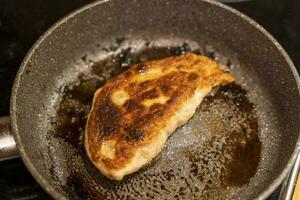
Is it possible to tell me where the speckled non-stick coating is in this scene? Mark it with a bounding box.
[10,0,300,200]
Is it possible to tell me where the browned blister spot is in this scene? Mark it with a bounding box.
[139,80,151,90]
[141,88,159,99]
[149,103,165,117]
[191,60,201,67]
[122,126,144,142]
[124,71,132,78]
[188,73,199,81]
[161,84,172,94]
[123,99,142,112]
[176,64,185,70]
[86,53,235,171]
[96,100,122,137]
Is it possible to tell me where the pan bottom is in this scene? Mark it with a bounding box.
[51,42,261,200]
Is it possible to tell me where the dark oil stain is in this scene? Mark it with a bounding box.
[224,135,261,186]
[53,76,104,149]
[65,172,106,200]
[116,36,126,45]
[81,54,87,62]
[186,83,261,188]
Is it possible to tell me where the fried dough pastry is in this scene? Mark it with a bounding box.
[85,53,235,180]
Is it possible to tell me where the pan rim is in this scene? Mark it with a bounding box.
[10,0,300,199]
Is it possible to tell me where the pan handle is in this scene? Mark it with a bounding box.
[0,116,19,161]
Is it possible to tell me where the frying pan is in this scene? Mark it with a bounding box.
[0,0,299,199]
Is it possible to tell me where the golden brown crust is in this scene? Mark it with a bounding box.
[86,53,234,171]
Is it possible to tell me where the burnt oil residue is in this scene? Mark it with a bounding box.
[184,83,261,199]
[215,84,261,187]
[52,42,261,199]
[53,76,103,149]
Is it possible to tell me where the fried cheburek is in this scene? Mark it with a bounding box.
[85,53,235,180]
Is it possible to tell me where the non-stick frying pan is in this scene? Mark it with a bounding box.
[0,0,299,199]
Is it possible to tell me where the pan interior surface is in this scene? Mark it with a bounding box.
[12,0,300,199]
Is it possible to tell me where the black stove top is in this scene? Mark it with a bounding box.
[0,0,299,199]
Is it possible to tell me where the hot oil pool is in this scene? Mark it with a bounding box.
[52,44,261,200]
